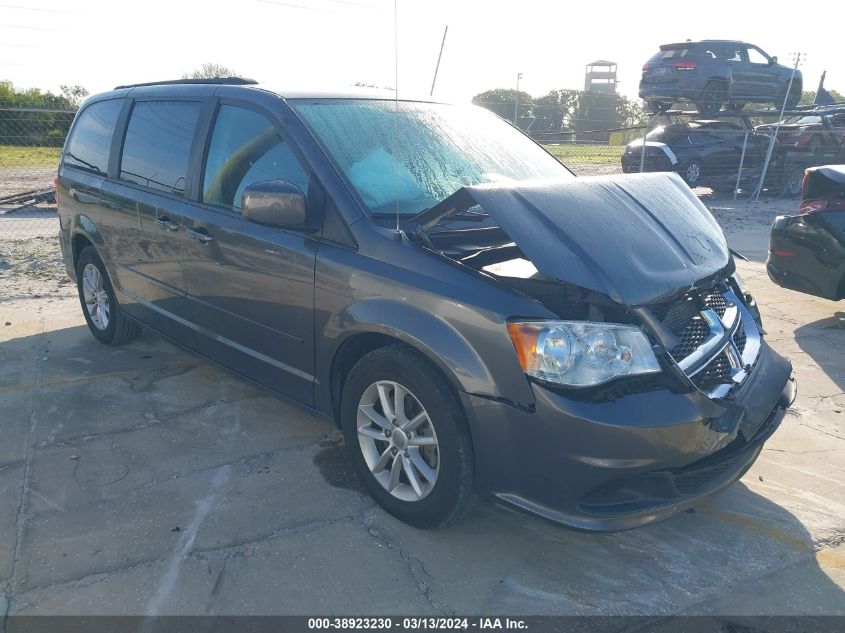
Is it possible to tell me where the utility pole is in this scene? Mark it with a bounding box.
[752,52,805,201]
[429,25,448,97]
[514,72,523,125]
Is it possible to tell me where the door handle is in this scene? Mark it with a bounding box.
[185,226,214,244]
[155,216,180,232]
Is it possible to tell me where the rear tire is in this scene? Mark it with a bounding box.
[75,246,141,345]
[647,100,670,113]
[340,344,476,528]
[682,159,704,187]
[697,82,726,116]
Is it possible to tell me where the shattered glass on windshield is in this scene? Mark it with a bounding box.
[292,100,571,216]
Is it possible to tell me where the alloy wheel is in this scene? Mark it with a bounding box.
[685,161,703,186]
[81,263,110,330]
[356,380,440,501]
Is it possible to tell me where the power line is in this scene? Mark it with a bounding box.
[0,3,82,14]
[326,0,382,8]
[0,23,62,32]
[256,0,331,12]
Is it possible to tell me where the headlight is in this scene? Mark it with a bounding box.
[507,321,661,387]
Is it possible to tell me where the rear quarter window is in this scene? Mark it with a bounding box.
[119,100,201,197]
[63,99,123,174]
[651,46,692,62]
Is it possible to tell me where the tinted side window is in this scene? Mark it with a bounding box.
[202,105,309,212]
[119,101,201,196]
[64,99,123,174]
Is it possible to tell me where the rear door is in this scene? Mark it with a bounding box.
[99,98,203,346]
[181,101,319,405]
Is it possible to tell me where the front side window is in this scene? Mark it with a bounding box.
[119,101,201,196]
[292,100,571,216]
[747,47,769,65]
[202,105,309,212]
[64,99,123,174]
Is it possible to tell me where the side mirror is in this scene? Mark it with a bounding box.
[241,180,315,231]
[769,56,777,65]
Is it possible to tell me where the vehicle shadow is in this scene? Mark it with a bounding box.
[365,466,845,616]
[2,324,842,618]
[794,310,845,392]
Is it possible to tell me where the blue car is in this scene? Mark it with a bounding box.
[640,40,802,115]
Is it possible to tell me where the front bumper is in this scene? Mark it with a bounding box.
[463,340,794,531]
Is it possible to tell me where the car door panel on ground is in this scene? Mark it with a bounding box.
[100,99,203,347]
[182,102,317,405]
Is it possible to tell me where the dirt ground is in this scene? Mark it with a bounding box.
[0,195,843,620]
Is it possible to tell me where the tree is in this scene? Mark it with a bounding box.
[0,80,81,147]
[59,85,89,108]
[183,63,239,79]
[471,89,534,124]
[799,88,844,105]
[533,89,581,132]
[616,95,648,128]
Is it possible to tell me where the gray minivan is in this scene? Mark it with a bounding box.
[57,78,795,530]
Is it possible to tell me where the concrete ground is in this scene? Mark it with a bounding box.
[0,198,843,619]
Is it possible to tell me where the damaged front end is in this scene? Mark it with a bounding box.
[405,173,777,426]
[402,172,794,528]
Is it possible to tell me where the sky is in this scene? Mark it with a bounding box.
[1,0,842,104]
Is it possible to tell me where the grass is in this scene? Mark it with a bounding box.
[0,145,61,168]
[0,142,624,169]
[544,144,624,165]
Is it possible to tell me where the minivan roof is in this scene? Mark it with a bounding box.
[97,79,440,104]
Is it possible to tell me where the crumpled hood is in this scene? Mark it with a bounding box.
[417,172,732,306]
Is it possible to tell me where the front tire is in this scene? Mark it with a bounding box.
[340,344,476,528]
[783,84,801,111]
[75,246,141,345]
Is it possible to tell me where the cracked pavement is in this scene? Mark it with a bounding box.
[0,201,843,618]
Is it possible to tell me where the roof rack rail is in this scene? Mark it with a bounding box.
[114,77,258,89]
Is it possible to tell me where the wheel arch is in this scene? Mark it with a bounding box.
[69,214,106,269]
[323,300,511,425]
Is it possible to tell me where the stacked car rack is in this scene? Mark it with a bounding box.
[638,102,845,198]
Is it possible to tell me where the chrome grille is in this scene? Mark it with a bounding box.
[733,326,747,354]
[662,285,761,399]
[691,352,732,391]
[701,290,728,317]
[670,317,709,359]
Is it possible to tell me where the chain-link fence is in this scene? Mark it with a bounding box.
[0,105,73,242]
[2,100,844,298]
[0,105,73,298]
[531,104,845,197]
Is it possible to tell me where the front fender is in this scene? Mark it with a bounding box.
[318,297,536,416]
